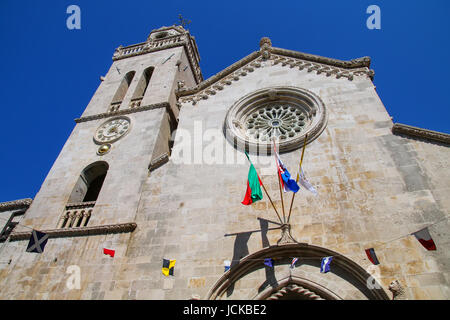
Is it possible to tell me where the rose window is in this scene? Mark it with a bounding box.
[245,104,308,142]
[224,87,327,154]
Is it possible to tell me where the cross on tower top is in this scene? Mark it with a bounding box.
[178,14,191,28]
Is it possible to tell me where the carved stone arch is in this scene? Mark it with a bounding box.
[206,243,390,300]
[255,275,341,300]
[68,161,109,203]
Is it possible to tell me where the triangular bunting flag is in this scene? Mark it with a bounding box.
[224,260,231,272]
[290,257,299,269]
[412,227,436,251]
[26,230,49,253]
[264,258,274,268]
[320,256,333,273]
[162,259,176,276]
[365,248,380,265]
[103,248,115,257]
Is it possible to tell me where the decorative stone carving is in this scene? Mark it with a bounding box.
[224,86,328,154]
[388,280,408,300]
[267,284,325,300]
[75,102,170,123]
[392,123,450,145]
[114,25,203,84]
[177,49,375,107]
[0,198,32,212]
[259,37,272,49]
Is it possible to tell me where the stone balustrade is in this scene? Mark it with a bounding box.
[129,97,143,108]
[57,201,95,229]
[109,101,121,113]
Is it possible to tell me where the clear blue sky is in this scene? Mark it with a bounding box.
[1,0,449,202]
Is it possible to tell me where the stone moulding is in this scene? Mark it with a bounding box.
[148,152,170,172]
[206,243,390,300]
[9,222,137,241]
[74,102,170,123]
[176,43,375,106]
[392,123,450,145]
[0,198,32,212]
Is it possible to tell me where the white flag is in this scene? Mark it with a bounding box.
[299,168,318,196]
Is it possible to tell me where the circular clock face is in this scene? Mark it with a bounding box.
[94,117,130,144]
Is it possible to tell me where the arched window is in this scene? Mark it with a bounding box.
[68,161,109,204]
[130,67,154,108]
[59,162,109,229]
[109,71,135,112]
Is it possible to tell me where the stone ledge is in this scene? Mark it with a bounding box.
[392,123,450,145]
[0,198,32,212]
[74,102,170,123]
[9,222,137,241]
[149,152,170,172]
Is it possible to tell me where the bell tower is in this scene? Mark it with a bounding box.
[21,25,202,232]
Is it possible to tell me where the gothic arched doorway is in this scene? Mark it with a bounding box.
[206,243,389,300]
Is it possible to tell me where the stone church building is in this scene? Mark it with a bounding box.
[1,25,449,300]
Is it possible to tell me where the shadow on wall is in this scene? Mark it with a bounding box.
[225,217,280,297]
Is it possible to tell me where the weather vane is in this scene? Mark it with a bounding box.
[178,14,191,28]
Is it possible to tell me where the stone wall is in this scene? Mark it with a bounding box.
[0,42,448,300]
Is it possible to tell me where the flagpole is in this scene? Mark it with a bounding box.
[273,138,286,223]
[259,177,283,225]
[287,134,308,224]
[244,152,283,225]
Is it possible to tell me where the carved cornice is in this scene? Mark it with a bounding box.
[176,45,374,106]
[392,123,450,145]
[75,102,170,123]
[9,222,137,241]
[112,30,203,84]
[65,201,96,210]
[0,198,32,212]
[270,46,371,69]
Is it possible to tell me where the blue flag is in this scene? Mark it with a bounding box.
[275,151,300,193]
[264,258,274,268]
[26,230,49,253]
[320,256,333,273]
[224,260,231,272]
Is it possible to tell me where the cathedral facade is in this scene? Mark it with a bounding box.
[0,25,449,300]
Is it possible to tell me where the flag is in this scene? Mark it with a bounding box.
[412,227,436,251]
[290,257,299,269]
[224,260,231,272]
[298,168,317,196]
[26,230,48,253]
[365,248,380,265]
[264,258,274,268]
[162,259,176,276]
[320,256,333,273]
[242,152,263,205]
[103,248,115,257]
[274,144,300,193]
